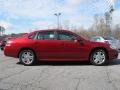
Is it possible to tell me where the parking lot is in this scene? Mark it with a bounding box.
[0,51,120,90]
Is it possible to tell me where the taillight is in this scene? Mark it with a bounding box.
[6,41,13,46]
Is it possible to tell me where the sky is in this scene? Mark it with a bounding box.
[0,0,120,34]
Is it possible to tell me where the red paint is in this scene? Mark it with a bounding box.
[4,29,118,61]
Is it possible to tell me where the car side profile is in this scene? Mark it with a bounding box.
[4,29,118,66]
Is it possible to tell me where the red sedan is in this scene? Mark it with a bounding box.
[4,29,118,66]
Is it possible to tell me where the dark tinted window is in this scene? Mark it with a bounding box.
[58,32,76,40]
[37,31,55,40]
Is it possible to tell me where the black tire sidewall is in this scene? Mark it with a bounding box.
[1,48,3,51]
[90,49,107,66]
[19,50,35,66]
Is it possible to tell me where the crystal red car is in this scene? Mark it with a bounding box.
[4,29,118,66]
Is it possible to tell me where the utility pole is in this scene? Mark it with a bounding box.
[54,13,61,29]
[105,0,115,36]
[94,14,99,31]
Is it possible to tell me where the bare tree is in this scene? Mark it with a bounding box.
[0,26,5,36]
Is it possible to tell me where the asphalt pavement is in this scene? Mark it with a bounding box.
[0,51,120,90]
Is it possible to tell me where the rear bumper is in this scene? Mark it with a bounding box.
[4,46,18,58]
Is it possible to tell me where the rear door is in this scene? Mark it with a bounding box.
[35,31,62,60]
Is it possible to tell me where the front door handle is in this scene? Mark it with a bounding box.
[60,42,64,45]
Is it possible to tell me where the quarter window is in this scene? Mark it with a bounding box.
[28,33,36,39]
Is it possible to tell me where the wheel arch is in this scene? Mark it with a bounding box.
[17,47,37,58]
[89,47,109,61]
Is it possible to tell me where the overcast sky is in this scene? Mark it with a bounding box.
[0,0,120,34]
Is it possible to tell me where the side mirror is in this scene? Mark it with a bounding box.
[74,37,84,42]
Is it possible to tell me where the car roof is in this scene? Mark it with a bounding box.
[29,29,77,35]
[33,29,72,32]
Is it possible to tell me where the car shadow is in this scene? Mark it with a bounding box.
[16,59,120,66]
[109,59,120,66]
[16,61,91,66]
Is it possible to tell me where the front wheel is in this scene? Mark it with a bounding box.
[90,49,108,66]
[19,50,36,66]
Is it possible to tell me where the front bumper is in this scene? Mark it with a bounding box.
[108,49,118,60]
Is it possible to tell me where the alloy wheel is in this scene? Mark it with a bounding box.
[19,50,35,66]
[90,49,107,65]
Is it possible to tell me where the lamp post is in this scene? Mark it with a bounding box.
[54,13,61,29]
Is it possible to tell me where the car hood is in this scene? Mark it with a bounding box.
[87,40,109,48]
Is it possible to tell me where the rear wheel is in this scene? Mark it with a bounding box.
[19,50,36,66]
[0,46,4,51]
[90,49,108,66]
[1,47,4,51]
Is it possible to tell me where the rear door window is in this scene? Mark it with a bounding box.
[37,31,56,40]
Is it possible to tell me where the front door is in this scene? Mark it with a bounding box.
[56,31,88,60]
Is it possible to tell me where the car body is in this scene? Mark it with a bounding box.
[4,29,118,66]
[91,36,120,52]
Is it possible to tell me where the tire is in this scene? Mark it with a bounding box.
[19,50,36,66]
[1,47,3,51]
[90,49,108,66]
